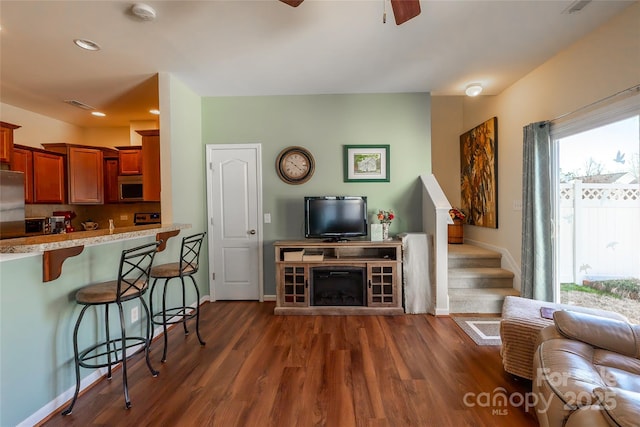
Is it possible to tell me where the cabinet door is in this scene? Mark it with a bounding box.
[280,265,308,306]
[142,133,160,201]
[10,147,33,203]
[118,149,142,175]
[68,147,104,204]
[0,126,13,164]
[367,263,396,307]
[104,159,119,203]
[33,152,65,204]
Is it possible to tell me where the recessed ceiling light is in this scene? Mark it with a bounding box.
[465,83,483,97]
[73,39,101,51]
[91,111,106,117]
[149,109,160,115]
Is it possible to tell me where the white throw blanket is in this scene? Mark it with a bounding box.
[398,232,433,314]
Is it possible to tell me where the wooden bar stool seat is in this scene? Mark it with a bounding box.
[62,241,161,415]
[149,232,207,363]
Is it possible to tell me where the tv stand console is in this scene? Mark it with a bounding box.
[274,240,404,315]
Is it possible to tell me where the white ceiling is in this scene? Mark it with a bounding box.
[0,0,635,127]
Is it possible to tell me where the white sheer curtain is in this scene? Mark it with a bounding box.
[521,122,554,301]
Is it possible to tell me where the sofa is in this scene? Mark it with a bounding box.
[533,310,640,427]
[500,296,628,380]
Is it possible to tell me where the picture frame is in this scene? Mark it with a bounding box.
[460,116,498,228]
[343,145,390,182]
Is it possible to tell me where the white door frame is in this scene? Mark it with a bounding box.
[205,143,264,302]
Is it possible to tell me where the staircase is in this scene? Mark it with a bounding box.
[448,244,518,314]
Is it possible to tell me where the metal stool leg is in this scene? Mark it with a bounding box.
[117,302,131,409]
[61,305,90,416]
[189,276,206,346]
[161,278,170,362]
[180,277,189,335]
[140,297,159,376]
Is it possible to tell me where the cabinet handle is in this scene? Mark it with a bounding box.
[368,280,372,288]
[305,280,308,288]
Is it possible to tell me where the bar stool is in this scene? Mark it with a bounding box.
[149,232,207,362]
[62,241,161,415]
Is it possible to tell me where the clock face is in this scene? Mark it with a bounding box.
[276,147,315,184]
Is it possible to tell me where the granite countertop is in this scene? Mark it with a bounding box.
[0,223,191,254]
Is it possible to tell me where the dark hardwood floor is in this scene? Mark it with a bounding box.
[41,301,538,427]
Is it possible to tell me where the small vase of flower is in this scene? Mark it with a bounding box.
[377,210,395,240]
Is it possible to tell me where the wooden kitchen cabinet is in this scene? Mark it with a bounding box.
[42,143,104,204]
[10,145,34,203]
[11,144,66,204]
[137,129,161,202]
[104,158,120,203]
[33,151,66,204]
[117,146,142,175]
[1,121,21,164]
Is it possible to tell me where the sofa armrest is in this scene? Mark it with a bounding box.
[553,310,640,358]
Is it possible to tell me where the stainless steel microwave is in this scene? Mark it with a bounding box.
[118,175,144,202]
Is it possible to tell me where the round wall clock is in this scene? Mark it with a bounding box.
[275,146,315,185]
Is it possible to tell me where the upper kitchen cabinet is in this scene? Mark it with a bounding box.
[104,156,120,204]
[41,143,116,204]
[117,146,142,175]
[137,129,160,202]
[11,144,66,204]
[1,122,21,164]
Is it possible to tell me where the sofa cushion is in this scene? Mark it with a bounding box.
[553,310,640,359]
[593,350,640,392]
[593,387,640,427]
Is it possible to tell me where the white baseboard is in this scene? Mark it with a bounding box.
[263,294,276,302]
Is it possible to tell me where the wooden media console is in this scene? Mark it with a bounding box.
[274,240,403,315]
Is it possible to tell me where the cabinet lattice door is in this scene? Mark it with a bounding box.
[368,264,396,306]
[282,265,307,306]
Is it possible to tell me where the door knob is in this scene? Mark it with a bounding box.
[249,229,256,235]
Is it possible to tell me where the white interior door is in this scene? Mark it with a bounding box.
[206,144,263,301]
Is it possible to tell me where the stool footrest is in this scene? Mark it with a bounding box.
[152,307,197,325]
[77,337,148,370]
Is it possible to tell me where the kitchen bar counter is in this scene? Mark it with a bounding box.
[0,223,191,282]
[0,223,190,253]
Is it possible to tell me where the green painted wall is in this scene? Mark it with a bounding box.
[202,93,432,295]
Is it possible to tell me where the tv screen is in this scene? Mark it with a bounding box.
[305,196,368,240]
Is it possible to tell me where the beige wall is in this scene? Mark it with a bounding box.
[0,102,146,149]
[432,2,640,270]
[0,103,84,147]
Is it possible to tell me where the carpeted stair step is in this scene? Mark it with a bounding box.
[448,244,502,268]
[449,288,520,314]
[448,267,515,289]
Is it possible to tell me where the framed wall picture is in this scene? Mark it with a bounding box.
[460,117,498,228]
[343,145,390,182]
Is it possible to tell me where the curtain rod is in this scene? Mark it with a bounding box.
[546,83,640,124]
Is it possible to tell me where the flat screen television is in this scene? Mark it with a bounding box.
[304,196,368,241]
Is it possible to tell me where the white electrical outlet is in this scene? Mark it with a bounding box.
[120,214,128,221]
[131,306,139,323]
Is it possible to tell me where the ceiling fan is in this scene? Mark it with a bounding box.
[279,0,421,25]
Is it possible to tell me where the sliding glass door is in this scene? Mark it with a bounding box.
[551,96,639,323]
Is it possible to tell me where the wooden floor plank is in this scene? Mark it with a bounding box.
[40,301,538,427]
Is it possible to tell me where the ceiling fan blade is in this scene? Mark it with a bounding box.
[280,0,304,7]
[390,0,421,25]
